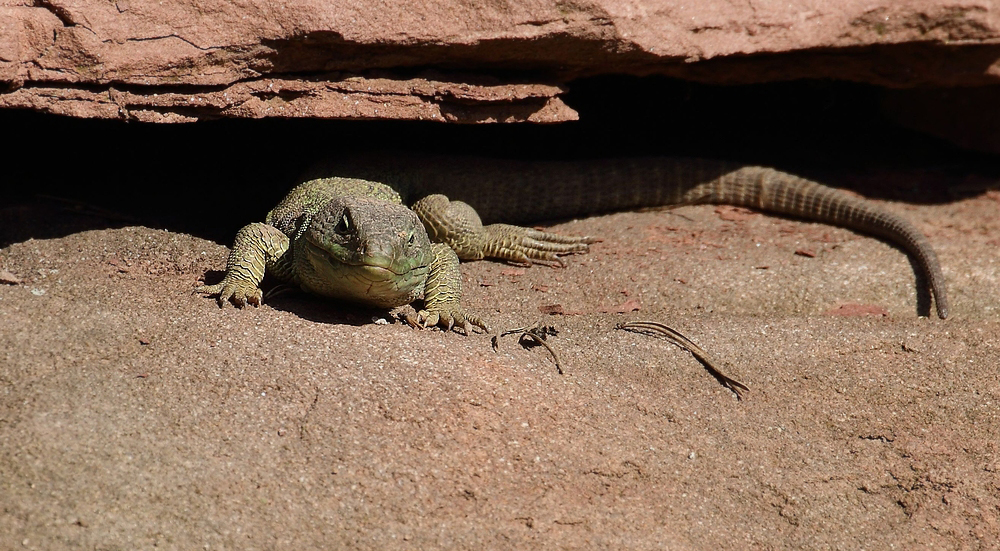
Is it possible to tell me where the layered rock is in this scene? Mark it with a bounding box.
[2,0,999,123]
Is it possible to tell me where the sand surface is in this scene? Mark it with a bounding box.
[2,184,998,549]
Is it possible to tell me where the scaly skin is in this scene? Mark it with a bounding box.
[198,156,949,328]
[196,176,588,332]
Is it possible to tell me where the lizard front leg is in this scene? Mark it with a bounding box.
[411,194,596,265]
[196,222,290,307]
[413,243,490,333]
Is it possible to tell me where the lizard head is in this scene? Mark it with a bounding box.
[297,196,434,309]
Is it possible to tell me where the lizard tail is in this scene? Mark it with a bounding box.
[685,166,948,319]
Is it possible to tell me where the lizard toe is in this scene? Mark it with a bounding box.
[227,286,262,308]
[245,288,263,307]
[461,312,491,334]
[194,282,223,296]
[416,309,440,329]
[483,224,594,266]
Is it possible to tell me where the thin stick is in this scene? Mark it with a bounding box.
[617,320,748,399]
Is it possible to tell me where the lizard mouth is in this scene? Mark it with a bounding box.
[339,260,407,277]
[300,241,429,308]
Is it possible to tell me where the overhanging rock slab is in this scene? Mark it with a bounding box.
[2,0,1000,122]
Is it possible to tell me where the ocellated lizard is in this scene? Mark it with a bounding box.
[197,155,948,329]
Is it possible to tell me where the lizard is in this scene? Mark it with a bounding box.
[196,154,949,329]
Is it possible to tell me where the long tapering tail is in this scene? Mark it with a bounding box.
[685,166,948,319]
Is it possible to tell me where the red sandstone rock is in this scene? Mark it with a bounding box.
[2,0,999,122]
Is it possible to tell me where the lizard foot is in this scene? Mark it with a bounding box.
[195,279,263,308]
[483,224,598,266]
[411,194,597,265]
[409,305,492,334]
[195,222,288,309]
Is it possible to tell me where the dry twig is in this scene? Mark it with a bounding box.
[617,320,748,399]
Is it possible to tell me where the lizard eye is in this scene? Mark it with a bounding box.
[408,233,415,245]
[334,213,351,235]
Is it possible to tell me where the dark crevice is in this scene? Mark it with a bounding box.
[123,34,222,52]
[33,0,97,36]
[19,79,234,95]
[33,0,76,28]
[1,77,997,250]
[249,89,313,102]
[859,434,895,443]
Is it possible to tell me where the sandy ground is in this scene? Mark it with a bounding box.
[2,180,999,549]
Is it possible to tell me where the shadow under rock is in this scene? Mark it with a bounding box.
[4,79,997,250]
